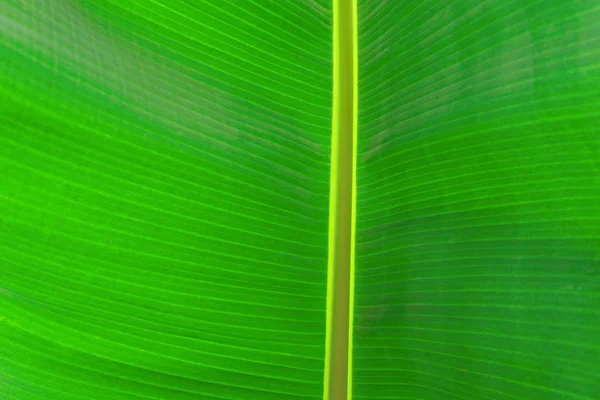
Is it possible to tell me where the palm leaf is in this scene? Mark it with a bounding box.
[1,1,599,400]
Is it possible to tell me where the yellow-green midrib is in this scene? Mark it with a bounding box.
[324,0,358,400]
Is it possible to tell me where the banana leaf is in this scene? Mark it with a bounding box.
[1,1,599,400]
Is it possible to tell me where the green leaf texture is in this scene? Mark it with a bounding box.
[1,1,332,399]
[2,1,600,400]
[354,1,600,399]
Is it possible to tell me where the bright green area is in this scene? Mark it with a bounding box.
[1,1,332,399]
[2,1,600,400]
[354,1,600,399]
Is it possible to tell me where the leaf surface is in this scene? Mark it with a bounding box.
[353,1,600,399]
[1,1,332,399]
[2,1,600,400]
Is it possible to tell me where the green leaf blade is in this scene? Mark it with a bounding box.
[1,1,333,399]
[354,1,600,399]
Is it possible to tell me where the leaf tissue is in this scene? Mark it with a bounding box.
[1,1,599,400]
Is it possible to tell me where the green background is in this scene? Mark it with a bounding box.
[2,1,599,399]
